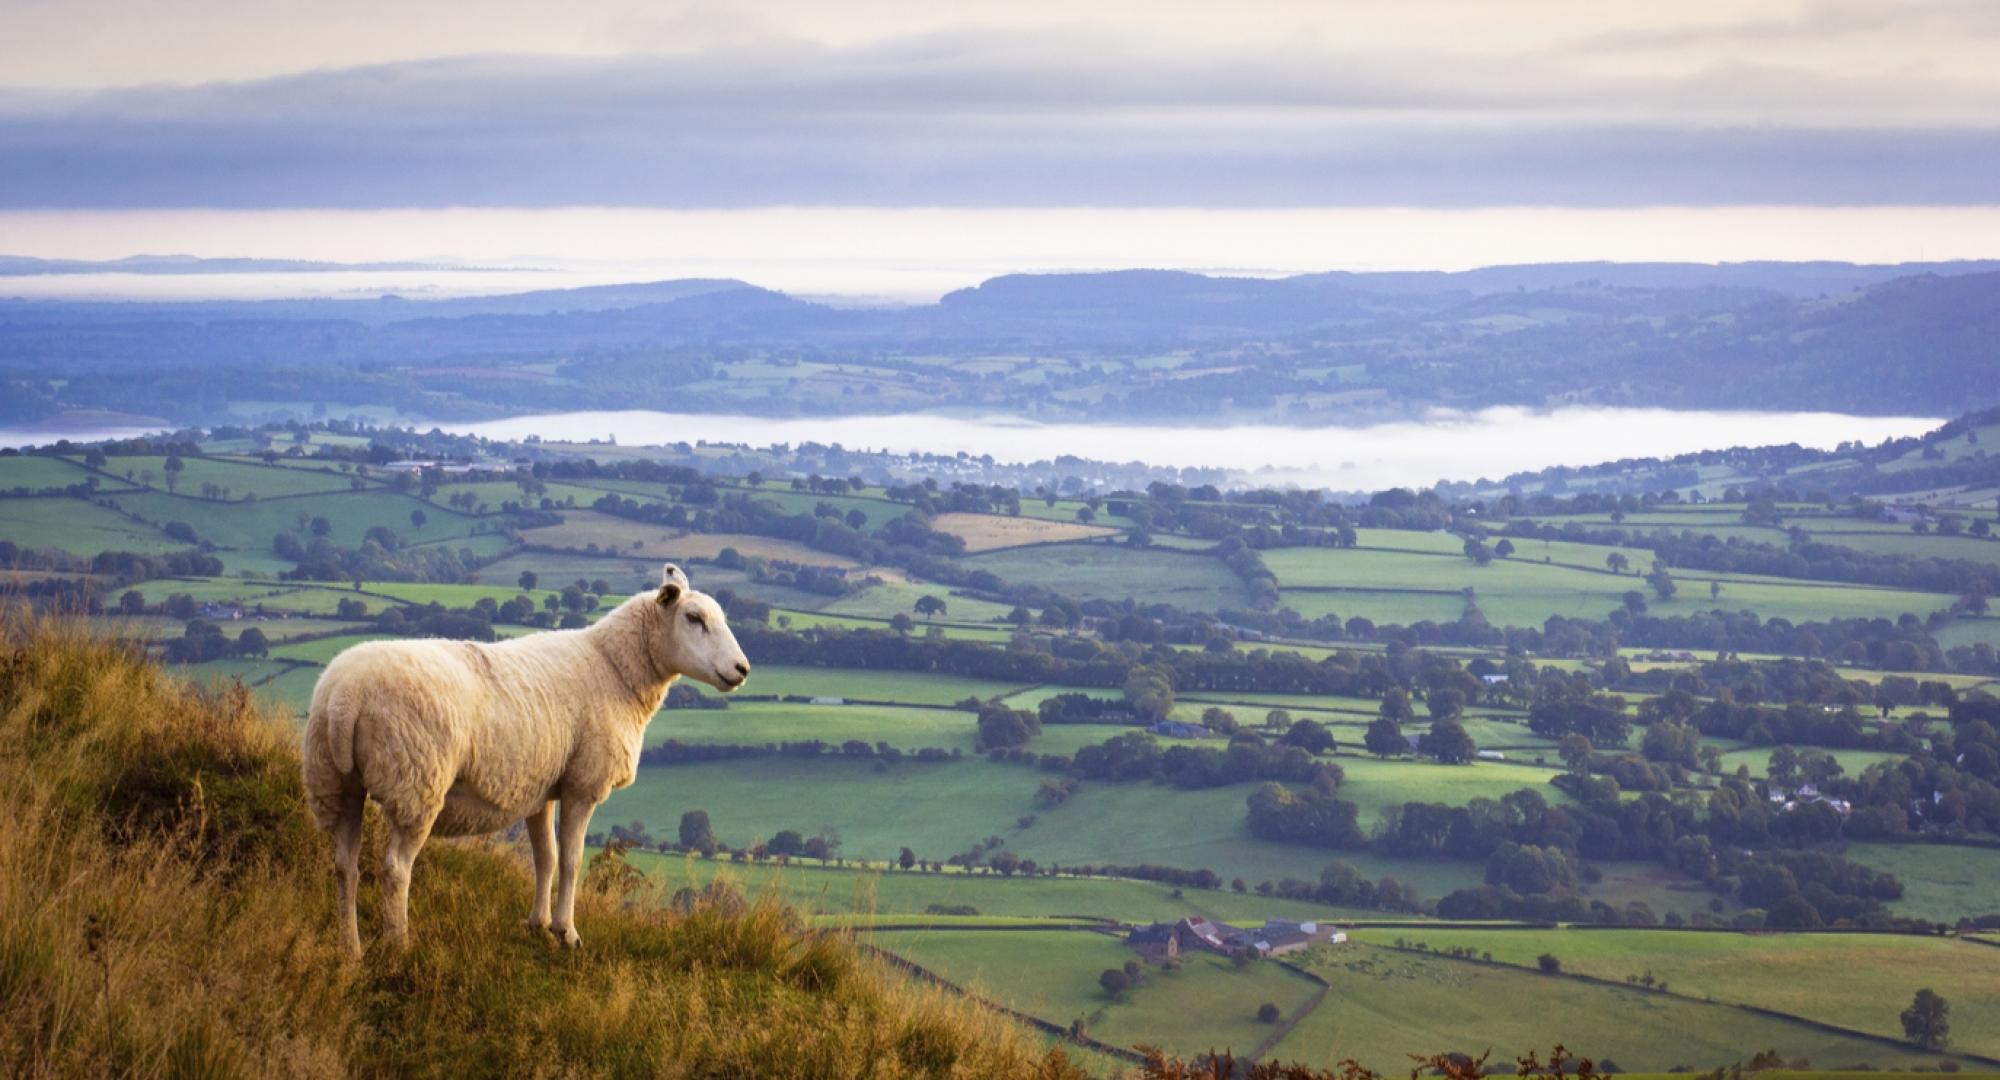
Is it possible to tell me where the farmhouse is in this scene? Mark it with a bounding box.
[1128,916,1346,962]
[1147,720,1212,739]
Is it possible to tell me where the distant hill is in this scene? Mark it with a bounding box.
[1,260,1996,425]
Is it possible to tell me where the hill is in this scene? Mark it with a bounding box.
[5,261,2000,427]
[0,615,1085,1078]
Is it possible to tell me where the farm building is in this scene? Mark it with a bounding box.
[1130,917,1346,961]
[1125,922,1180,963]
[1147,720,1212,739]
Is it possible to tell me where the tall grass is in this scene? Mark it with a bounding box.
[0,613,1089,1078]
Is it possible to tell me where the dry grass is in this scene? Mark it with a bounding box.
[0,611,1087,1079]
[930,513,1117,553]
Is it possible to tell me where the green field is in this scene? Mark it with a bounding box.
[0,455,100,490]
[1266,546,1952,627]
[0,497,184,555]
[621,852,1376,925]
[868,928,1323,1059]
[87,454,366,499]
[1339,927,2000,1059]
[1844,842,2000,923]
[649,700,980,751]
[720,663,1033,705]
[818,581,1021,623]
[102,488,482,550]
[962,544,1250,610]
[1275,943,1958,1072]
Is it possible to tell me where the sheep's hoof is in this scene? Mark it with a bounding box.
[525,918,551,935]
[553,925,582,949]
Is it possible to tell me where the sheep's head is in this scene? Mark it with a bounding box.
[652,564,751,692]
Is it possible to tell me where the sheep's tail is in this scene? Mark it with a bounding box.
[302,671,361,831]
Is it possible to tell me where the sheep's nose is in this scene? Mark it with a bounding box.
[734,661,751,678]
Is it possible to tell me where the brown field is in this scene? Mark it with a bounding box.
[522,512,870,570]
[930,511,1117,552]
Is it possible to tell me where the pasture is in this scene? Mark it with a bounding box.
[86,454,364,499]
[648,700,979,752]
[0,455,99,490]
[868,928,1323,1060]
[0,497,183,555]
[520,511,863,567]
[620,853,1374,925]
[102,488,479,550]
[1346,926,2000,1060]
[962,543,1250,610]
[1264,546,1953,627]
[718,663,1033,705]
[930,512,1117,552]
[1844,842,2000,923]
[1277,943,1955,1072]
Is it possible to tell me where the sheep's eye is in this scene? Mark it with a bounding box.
[685,612,705,628]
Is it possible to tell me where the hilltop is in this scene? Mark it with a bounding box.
[0,616,1086,1078]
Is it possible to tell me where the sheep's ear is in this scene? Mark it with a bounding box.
[662,563,690,589]
[656,582,683,607]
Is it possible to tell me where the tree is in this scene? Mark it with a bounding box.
[1365,716,1406,757]
[162,454,185,493]
[898,846,917,871]
[1493,538,1515,559]
[1378,688,1415,724]
[913,594,948,621]
[518,570,539,591]
[1902,988,1950,1050]
[1537,953,1562,974]
[1098,968,1131,999]
[1606,552,1629,574]
[889,613,915,635]
[678,809,718,855]
[1558,734,1594,776]
[1646,567,1677,601]
[1420,721,1477,765]
[767,830,805,857]
[118,589,144,615]
[410,509,428,528]
[1279,718,1336,755]
[235,627,269,658]
[1257,1002,1281,1023]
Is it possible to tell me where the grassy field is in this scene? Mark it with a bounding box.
[1714,747,1911,779]
[103,488,479,550]
[1844,842,2000,922]
[962,543,1250,610]
[1339,927,2000,1060]
[1265,546,1952,627]
[0,455,100,490]
[868,928,1323,1059]
[86,454,365,499]
[930,513,1117,552]
[604,757,1040,861]
[0,497,183,555]
[649,700,980,751]
[1275,943,1956,1073]
[723,663,1033,705]
[476,550,661,592]
[818,581,1017,622]
[520,511,863,567]
[621,852,1379,925]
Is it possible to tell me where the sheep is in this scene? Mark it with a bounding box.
[301,564,750,954]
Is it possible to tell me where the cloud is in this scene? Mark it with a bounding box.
[2,32,1998,209]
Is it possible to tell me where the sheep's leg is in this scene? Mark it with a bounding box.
[525,800,556,932]
[381,811,436,950]
[550,793,597,949]
[332,789,366,957]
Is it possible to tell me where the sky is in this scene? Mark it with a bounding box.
[2,0,1998,295]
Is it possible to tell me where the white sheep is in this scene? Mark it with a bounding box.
[301,564,750,954]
